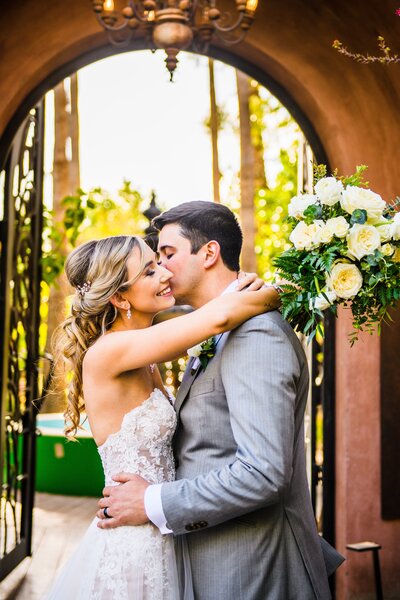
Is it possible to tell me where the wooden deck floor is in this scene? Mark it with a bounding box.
[0,493,99,600]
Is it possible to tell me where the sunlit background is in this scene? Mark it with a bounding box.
[44,50,298,210]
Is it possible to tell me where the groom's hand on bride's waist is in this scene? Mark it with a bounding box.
[96,472,150,528]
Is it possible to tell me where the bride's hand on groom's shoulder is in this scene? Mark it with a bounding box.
[96,472,150,529]
[237,271,265,291]
[237,272,282,311]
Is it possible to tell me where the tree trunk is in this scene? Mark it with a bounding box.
[236,70,257,272]
[209,59,221,203]
[42,74,80,412]
[251,85,268,192]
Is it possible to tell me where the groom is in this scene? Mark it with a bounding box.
[98,201,343,599]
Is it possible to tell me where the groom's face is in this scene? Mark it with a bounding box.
[157,224,204,306]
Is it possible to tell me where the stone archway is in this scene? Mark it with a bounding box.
[1,3,399,598]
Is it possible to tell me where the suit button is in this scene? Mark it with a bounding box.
[185,521,208,531]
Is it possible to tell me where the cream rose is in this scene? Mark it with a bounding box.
[187,343,202,358]
[392,247,400,262]
[326,216,350,238]
[389,212,400,240]
[340,185,386,222]
[314,177,344,206]
[289,221,320,250]
[288,194,319,219]
[309,290,337,311]
[327,263,363,299]
[381,243,395,257]
[346,224,381,260]
[376,222,392,242]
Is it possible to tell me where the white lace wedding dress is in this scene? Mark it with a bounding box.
[46,388,193,599]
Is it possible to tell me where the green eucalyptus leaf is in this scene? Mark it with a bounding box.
[350,209,367,225]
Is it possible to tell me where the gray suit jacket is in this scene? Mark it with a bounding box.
[162,311,343,599]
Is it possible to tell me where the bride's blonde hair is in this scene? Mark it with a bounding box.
[54,235,148,438]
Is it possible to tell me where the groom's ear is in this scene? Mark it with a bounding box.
[203,240,221,269]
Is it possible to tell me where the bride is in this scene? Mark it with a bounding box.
[45,234,280,599]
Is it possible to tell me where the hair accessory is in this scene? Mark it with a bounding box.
[76,281,91,296]
[127,307,132,320]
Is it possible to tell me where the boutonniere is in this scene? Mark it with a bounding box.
[187,337,217,371]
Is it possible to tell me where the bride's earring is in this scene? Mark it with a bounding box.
[126,306,132,320]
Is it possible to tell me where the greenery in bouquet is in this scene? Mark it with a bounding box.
[273,165,400,343]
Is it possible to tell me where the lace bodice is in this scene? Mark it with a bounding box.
[46,388,189,600]
[97,388,177,487]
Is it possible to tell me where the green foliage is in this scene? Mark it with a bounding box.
[333,36,400,65]
[250,88,299,279]
[313,164,327,185]
[335,164,369,188]
[255,149,297,279]
[274,165,400,344]
[203,105,229,133]
[42,181,150,287]
[198,337,217,370]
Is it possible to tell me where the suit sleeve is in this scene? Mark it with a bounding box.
[160,316,304,535]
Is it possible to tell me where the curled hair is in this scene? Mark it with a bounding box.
[53,235,147,438]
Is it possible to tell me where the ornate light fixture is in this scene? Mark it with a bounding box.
[91,1,259,78]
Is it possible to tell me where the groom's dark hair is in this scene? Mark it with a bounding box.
[152,201,243,272]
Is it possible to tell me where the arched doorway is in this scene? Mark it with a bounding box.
[0,44,336,584]
[3,4,400,597]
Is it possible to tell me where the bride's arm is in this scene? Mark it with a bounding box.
[87,286,280,376]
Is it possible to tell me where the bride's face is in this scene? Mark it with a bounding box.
[124,243,175,315]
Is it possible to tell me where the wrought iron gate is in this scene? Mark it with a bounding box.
[0,103,44,581]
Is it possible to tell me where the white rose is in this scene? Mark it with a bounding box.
[326,216,350,238]
[340,185,386,223]
[376,222,392,242]
[309,290,337,311]
[327,262,363,299]
[314,177,344,206]
[289,221,320,250]
[187,343,202,358]
[381,243,395,257]
[346,224,381,260]
[389,212,400,240]
[288,194,319,219]
[289,221,316,250]
[315,223,334,244]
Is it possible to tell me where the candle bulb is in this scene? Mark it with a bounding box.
[103,0,115,11]
[246,0,258,13]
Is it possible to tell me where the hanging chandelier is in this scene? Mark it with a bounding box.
[91,1,259,78]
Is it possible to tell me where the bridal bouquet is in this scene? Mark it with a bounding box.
[273,165,400,343]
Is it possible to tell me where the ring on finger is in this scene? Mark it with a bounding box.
[103,506,112,519]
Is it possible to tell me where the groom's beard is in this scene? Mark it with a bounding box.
[169,273,204,308]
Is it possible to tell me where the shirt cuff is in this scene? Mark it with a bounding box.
[144,484,172,534]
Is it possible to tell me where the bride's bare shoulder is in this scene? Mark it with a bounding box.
[84,333,117,367]
[83,329,142,373]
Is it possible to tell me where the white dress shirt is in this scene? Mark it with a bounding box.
[144,279,239,533]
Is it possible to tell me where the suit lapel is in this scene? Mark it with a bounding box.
[174,357,202,417]
[174,332,230,418]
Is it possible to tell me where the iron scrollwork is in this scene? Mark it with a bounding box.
[0,103,44,581]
